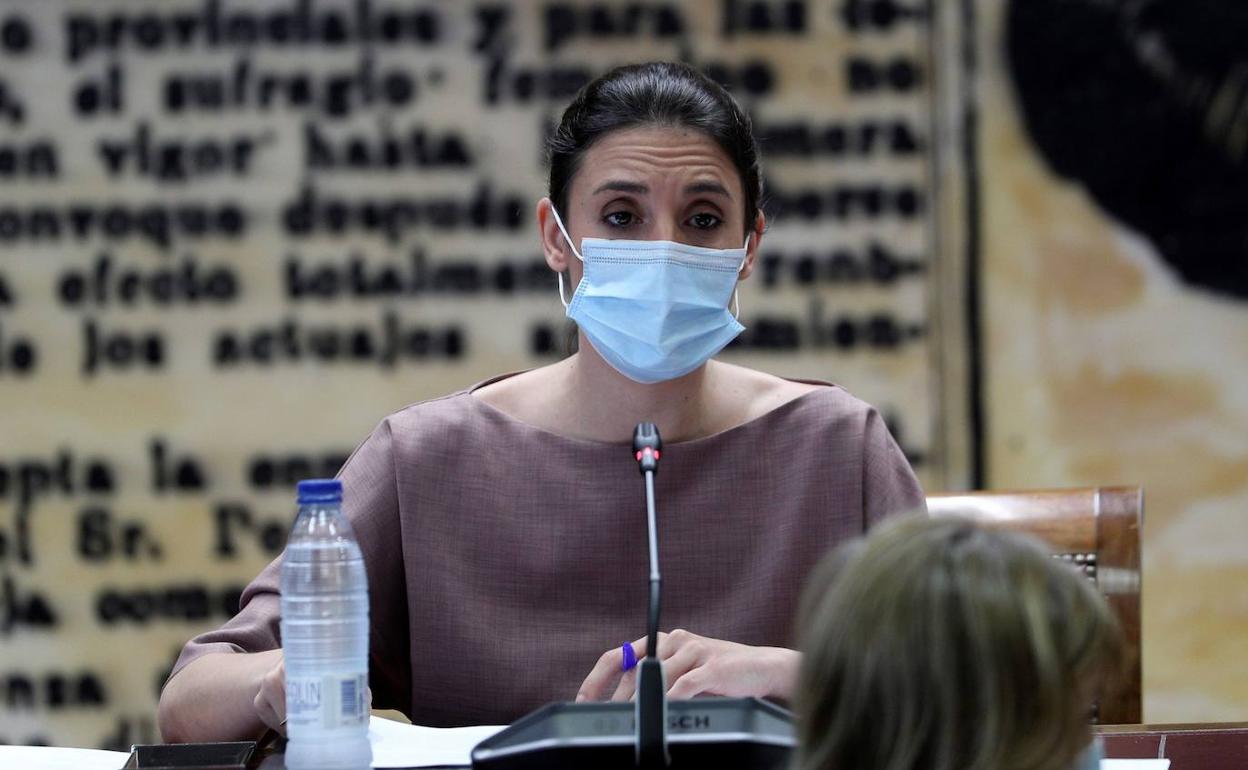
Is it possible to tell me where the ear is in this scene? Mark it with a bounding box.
[737,210,765,281]
[537,198,572,272]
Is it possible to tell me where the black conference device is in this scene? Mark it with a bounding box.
[471,423,796,770]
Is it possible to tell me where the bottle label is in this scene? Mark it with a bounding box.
[286,672,368,731]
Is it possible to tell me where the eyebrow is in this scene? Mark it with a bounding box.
[684,181,731,197]
[592,180,648,195]
[590,180,732,197]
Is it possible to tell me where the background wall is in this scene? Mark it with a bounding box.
[974,0,1248,722]
[0,0,1242,749]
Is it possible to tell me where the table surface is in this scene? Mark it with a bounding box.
[1096,722,1248,769]
[246,722,1248,769]
[10,722,1246,770]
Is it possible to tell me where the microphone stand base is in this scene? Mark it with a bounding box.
[470,697,794,770]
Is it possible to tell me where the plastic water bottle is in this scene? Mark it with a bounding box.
[281,479,372,769]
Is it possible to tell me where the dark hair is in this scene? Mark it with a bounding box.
[547,61,763,235]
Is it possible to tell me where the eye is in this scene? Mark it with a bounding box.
[603,211,637,227]
[687,212,722,230]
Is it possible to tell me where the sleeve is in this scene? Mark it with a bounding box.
[165,419,413,714]
[861,407,927,528]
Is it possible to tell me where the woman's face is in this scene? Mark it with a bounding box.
[539,125,762,287]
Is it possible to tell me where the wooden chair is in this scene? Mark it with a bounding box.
[926,487,1143,724]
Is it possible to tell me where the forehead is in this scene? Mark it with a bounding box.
[572,125,742,200]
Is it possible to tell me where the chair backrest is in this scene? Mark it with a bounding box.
[926,487,1143,724]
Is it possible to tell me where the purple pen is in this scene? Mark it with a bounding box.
[621,642,638,672]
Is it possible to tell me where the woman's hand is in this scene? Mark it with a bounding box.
[253,653,287,735]
[250,653,373,737]
[575,630,800,703]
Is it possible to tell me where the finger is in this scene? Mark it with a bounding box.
[611,634,658,702]
[667,667,712,700]
[576,635,652,702]
[254,688,284,734]
[253,690,273,729]
[659,644,705,696]
[256,661,286,731]
[269,669,287,725]
[576,648,625,702]
[630,634,653,660]
[657,629,694,662]
[632,632,688,662]
[616,631,696,703]
[610,666,639,702]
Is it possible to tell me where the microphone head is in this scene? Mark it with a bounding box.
[633,423,662,453]
[633,423,662,473]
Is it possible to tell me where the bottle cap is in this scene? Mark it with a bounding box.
[296,479,342,504]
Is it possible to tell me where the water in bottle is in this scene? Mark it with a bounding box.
[281,479,372,769]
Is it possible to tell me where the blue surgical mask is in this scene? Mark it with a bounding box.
[1071,738,1104,770]
[551,207,749,384]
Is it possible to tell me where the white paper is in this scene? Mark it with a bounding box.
[369,715,506,768]
[0,745,129,770]
[1102,761,1171,769]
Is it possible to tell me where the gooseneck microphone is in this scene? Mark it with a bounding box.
[632,423,668,769]
[471,424,795,770]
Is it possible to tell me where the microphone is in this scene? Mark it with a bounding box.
[472,424,795,769]
[634,422,661,471]
[632,423,667,769]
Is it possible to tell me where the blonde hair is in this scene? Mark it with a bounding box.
[794,515,1122,770]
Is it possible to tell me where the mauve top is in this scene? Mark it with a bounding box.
[170,375,925,726]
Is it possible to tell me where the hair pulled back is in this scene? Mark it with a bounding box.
[547,61,763,235]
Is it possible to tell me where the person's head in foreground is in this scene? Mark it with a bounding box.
[794,515,1123,770]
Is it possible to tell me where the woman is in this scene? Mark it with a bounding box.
[159,61,924,742]
[794,516,1122,770]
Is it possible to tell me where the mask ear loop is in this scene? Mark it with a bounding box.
[732,232,752,319]
[550,206,584,310]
